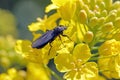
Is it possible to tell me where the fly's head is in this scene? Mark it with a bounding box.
[54,25,67,34]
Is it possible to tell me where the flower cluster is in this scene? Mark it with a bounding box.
[0,36,26,73]
[15,0,120,80]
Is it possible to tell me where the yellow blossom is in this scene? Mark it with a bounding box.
[26,63,50,80]
[55,43,98,80]
[28,13,60,32]
[0,68,26,80]
[15,40,49,64]
[98,39,120,79]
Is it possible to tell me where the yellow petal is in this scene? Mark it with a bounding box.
[15,40,31,54]
[73,43,91,63]
[45,4,58,13]
[51,0,69,7]
[54,53,74,72]
[58,0,76,20]
[28,22,41,32]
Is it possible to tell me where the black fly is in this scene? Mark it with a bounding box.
[32,25,70,54]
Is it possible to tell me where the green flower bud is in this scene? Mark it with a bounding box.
[109,9,117,14]
[114,17,120,28]
[106,12,117,22]
[112,1,120,9]
[98,17,105,25]
[113,33,120,41]
[101,22,113,33]
[75,0,84,9]
[83,0,89,5]
[88,17,98,28]
[117,9,120,17]
[89,0,96,9]
[104,0,112,9]
[84,31,94,43]
[98,1,105,10]
[88,10,95,18]
[83,4,89,13]
[101,10,108,17]
[79,10,87,24]
[95,11,100,17]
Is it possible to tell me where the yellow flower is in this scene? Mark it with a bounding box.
[15,40,49,64]
[0,68,26,80]
[15,39,62,64]
[28,13,60,32]
[55,43,98,80]
[99,39,120,56]
[26,63,50,80]
[98,39,120,79]
[46,0,76,21]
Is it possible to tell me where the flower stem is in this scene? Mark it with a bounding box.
[45,65,63,80]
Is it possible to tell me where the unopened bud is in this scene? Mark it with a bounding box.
[88,10,95,18]
[104,0,112,9]
[98,17,105,25]
[89,0,96,9]
[84,31,94,43]
[79,10,87,24]
[101,10,108,17]
[101,22,113,33]
[88,17,98,28]
[98,1,105,10]
[106,12,116,22]
[114,17,120,28]
[113,33,120,41]
[117,9,120,17]
[112,1,120,9]
[83,5,89,13]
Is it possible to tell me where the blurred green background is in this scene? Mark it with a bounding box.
[0,0,50,73]
[0,0,50,39]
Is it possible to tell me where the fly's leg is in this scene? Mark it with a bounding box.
[58,35,65,47]
[61,34,72,41]
[48,42,52,55]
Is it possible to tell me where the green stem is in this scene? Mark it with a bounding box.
[89,56,99,61]
[45,65,63,80]
[90,54,117,61]
[91,53,99,57]
[91,46,99,50]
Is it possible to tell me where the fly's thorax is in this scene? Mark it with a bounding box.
[53,26,67,35]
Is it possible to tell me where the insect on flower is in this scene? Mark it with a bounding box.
[32,25,71,54]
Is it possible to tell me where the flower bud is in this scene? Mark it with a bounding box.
[83,4,89,13]
[109,9,117,14]
[101,10,107,17]
[114,17,120,28]
[83,0,89,4]
[88,17,98,28]
[104,0,112,9]
[105,12,117,22]
[101,22,113,33]
[95,11,100,17]
[84,31,94,43]
[117,9,120,17]
[98,17,105,25]
[88,10,95,18]
[98,1,105,10]
[113,33,120,41]
[89,0,96,9]
[112,1,120,9]
[79,10,87,24]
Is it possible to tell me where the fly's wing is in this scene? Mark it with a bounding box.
[32,30,54,49]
